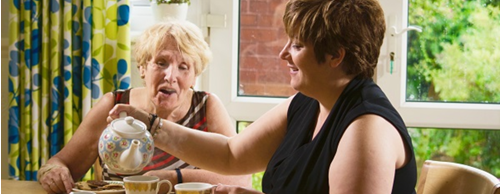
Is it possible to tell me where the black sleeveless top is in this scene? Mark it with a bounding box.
[262,78,417,194]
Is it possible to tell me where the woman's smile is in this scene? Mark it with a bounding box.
[288,64,299,75]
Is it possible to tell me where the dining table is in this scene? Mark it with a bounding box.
[1,179,118,194]
[2,179,46,194]
[2,179,180,194]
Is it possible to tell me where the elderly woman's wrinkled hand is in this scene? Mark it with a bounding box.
[38,163,74,194]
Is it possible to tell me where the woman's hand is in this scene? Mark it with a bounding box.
[38,164,74,194]
[214,184,264,194]
[107,104,151,128]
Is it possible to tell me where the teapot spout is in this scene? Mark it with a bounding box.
[119,139,143,172]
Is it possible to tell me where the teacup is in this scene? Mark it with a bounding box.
[174,182,215,194]
[123,175,172,194]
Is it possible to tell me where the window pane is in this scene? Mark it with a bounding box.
[407,0,500,103]
[410,127,500,177]
[238,0,296,97]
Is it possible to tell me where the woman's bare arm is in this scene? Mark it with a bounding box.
[40,92,115,193]
[328,114,409,193]
[109,96,294,175]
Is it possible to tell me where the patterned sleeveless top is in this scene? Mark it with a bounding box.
[102,89,209,180]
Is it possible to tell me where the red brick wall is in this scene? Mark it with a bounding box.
[239,0,296,97]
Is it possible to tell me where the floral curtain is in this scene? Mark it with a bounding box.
[8,0,131,180]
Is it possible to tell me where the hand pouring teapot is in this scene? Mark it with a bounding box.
[98,112,154,174]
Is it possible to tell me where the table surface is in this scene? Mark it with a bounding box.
[1,179,46,194]
[1,179,181,194]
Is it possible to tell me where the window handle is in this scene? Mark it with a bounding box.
[385,15,423,75]
[391,25,422,37]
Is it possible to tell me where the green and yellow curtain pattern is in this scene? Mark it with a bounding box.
[8,0,131,180]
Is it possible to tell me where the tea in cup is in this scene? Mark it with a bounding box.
[174,182,215,194]
[123,175,172,194]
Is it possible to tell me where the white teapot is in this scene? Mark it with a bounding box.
[98,112,154,174]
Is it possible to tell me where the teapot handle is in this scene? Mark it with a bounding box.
[119,112,127,118]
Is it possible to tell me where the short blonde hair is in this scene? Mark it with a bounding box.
[133,20,212,76]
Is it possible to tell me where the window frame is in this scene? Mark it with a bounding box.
[377,0,500,130]
[206,0,500,129]
[204,0,285,125]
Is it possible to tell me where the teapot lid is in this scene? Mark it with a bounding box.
[111,112,146,136]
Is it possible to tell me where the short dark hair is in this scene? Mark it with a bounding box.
[283,0,386,78]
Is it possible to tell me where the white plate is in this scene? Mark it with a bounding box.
[73,181,125,194]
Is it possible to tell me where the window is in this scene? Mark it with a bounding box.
[377,0,500,129]
[205,0,286,125]
[238,0,294,97]
[376,0,500,176]
[207,0,500,188]
[209,0,500,127]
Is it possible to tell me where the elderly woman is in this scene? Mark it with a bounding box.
[108,0,418,193]
[37,20,251,194]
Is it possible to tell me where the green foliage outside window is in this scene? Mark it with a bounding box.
[407,0,500,177]
[252,171,264,192]
[410,128,500,177]
[407,0,500,102]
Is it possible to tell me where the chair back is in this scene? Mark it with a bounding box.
[417,160,500,194]
[94,158,103,181]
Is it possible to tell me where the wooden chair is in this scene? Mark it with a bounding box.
[94,158,103,181]
[417,160,500,194]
